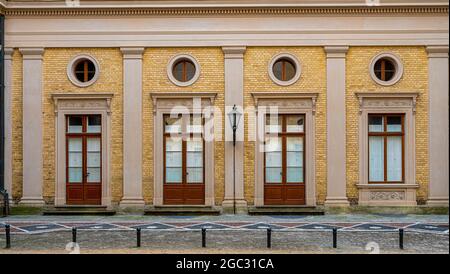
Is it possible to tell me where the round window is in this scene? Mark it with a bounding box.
[369,53,403,86]
[172,59,196,82]
[268,53,301,86]
[74,58,96,83]
[374,58,396,82]
[67,55,100,87]
[273,58,296,82]
[167,54,201,87]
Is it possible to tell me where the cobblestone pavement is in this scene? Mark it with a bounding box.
[0,230,448,254]
[1,214,448,254]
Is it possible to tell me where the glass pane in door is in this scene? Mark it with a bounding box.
[286,115,304,133]
[68,116,83,133]
[68,138,83,183]
[165,138,182,183]
[265,136,282,183]
[86,138,101,183]
[186,137,203,183]
[87,115,101,133]
[286,137,303,183]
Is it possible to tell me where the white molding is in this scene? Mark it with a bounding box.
[66,54,100,88]
[4,14,448,48]
[120,48,145,208]
[150,92,217,107]
[325,48,349,206]
[426,46,449,207]
[3,48,14,202]
[369,52,404,86]
[355,92,419,206]
[251,92,318,206]
[324,46,349,58]
[51,93,114,207]
[267,53,302,86]
[166,54,201,87]
[150,93,217,206]
[222,46,246,59]
[120,47,145,59]
[19,47,44,60]
[19,47,45,206]
[426,45,449,58]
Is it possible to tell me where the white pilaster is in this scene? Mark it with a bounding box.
[222,46,248,213]
[19,48,45,206]
[3,48,14,203]
[426,45,449,207]
[324,46,350,206]
[119,47,145,207]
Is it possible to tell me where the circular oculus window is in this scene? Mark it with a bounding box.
[167,54,200,87]
[67,55,100,87]
[370,53,403,86]
[268,53,301,86]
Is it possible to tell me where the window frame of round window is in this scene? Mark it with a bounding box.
[167,54,201,87]
[268,53,301,86]
[369,52,404,86]
[67,54,100,88]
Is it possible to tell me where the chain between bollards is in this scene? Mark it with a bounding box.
[202,228,206,248]
[72,227,77,243]
[399,228,404,250]
[332,228,337,248]
[5,224,11,249]
[137,228,141,248]
[267,228,272,248]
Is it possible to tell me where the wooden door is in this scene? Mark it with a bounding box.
[66,115,102,205]
[163,114,205,205]
[264,114,305,205]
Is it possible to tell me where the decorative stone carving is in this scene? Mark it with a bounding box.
[52,93,114,115]
[370,191,405,201]
[355,92,419,114]
[251,92,318,114]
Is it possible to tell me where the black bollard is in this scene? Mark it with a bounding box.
[137,228,141,248]
[5,224,11,249]
[267,228,272,248]
[399,228,404,250]
[202,228,206,248]
[72,227,77,243]
[332,228,337,248]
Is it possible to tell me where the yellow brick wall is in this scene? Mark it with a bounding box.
[142,48,225,205]
[42,48,124,204]
[244,47,327,205]
[346,46,429,202]
[11,50,23,202]
[9,46,429,207]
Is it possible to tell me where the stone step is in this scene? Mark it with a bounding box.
[43,206,116,216]
[144,206,221,216]
[248,206,325,215]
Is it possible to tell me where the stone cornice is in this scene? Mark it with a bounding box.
[120,47,145,59]
[426,45,449,58]
[150,92,218,107]
[251,92,319,113]
[3,6,448,17]
[222,46,246,59]
[19,47,45,60]
[324,46,349,58]
[355,92,420,113]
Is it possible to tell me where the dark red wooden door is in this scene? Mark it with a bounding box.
[264,114,305,205]
[163,114,205,205]
[66,115,102,205]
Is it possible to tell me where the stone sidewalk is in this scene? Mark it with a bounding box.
[1,214,448,254]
